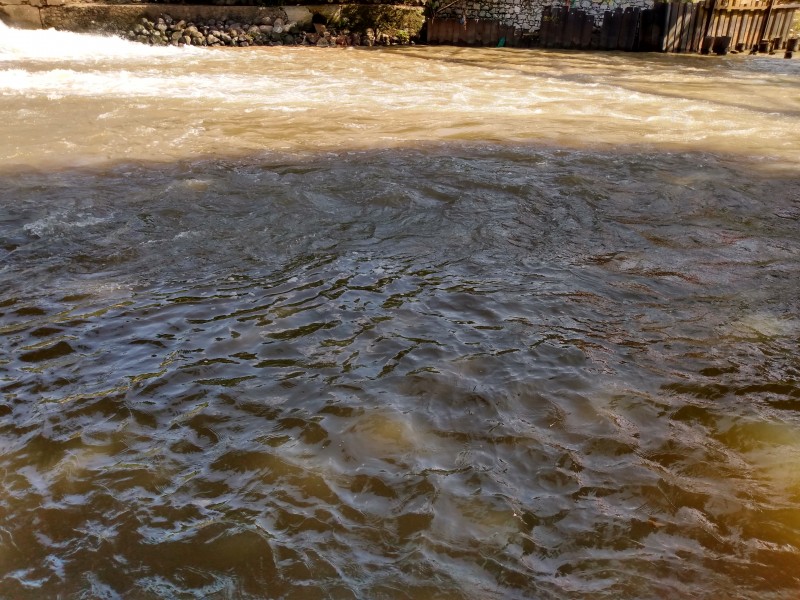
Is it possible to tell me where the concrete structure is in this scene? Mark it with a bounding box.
[0,1,423,33]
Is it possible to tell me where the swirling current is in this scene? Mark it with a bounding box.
[1,22,800,600]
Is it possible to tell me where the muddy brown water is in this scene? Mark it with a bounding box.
[1,23,800,599]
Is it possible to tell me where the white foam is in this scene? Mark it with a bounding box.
[0,20,195,62]
[23,212,112,238]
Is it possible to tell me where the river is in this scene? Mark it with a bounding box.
[1,21,800,599]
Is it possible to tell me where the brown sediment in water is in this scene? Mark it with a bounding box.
[1,30,800,599]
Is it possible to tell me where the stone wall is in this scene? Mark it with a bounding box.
[434,0,654,31]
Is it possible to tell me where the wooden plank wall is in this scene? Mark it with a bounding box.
[426,1,798,53]
[426,18,521,46]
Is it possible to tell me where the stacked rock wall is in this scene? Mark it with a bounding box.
[435,0,654,31]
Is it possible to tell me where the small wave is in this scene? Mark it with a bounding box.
[23,213,111,238]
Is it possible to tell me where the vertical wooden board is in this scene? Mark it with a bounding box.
[737,12,750,48]
[475,20,484,46]
[686,4,701,52]
[490,20,500,46]
[715,10,731,37]
[464,19,475,45]
[667,2,681,52]
[707,10,716,38]
[622,8,637,51]
[674,3,685,51]
[652,3,666,51]
[741,10,752,48]
[552,7,564,47]
[782,10,796,41]
[677,3,690,52]
[475,20,485,45]
[751,11,763,46]
[608,8,624,50]
[720,12,731,39]
[763,12,774,41]
[563,9,575,48]
[775,11,788,44]
[544,8,554,47]
[754,10,765,47]
[498,25,509,46]
[562,9,572,49]
[581,12,594,48]
[435,18,446,44]
[574,10,586,48]
[686,3,699,51]
[728,10,744,50]
[624,8,635,51]
[688,6,701,52]
[776,12,787,43]
[728,11,739,38]
[766,12,776,44]
[786,10,796,40]
[560,8,571,48]
[458,19,467,45]
[452,18,461,45]
[736,12,748,47]
[776,11,787,42]
[726,13,739,47]
[574,10,587,49]
[473,19,483,45]
[506,25,517,46]
[723,11,732,38]
[546,8,558,48]
[539,7,550,47]
[661,1,673,49]
[434,18,444,45]
[659,1,670,51]
[550,7,561,48]
[666,1,679,51]
[434,18,443,44]
[639,8,652,51]
[692,3,705,50]
[722,11,733,38]
[600,10,612,49]
[673,2,684,52]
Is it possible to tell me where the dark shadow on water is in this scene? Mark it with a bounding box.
[1,140,799,600]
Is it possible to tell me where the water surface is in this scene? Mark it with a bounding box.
[1,22,800,599]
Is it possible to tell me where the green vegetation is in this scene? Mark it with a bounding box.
[336,5,424,37]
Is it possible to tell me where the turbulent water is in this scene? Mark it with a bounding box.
[1,20,800,599]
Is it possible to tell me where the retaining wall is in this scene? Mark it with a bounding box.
[0,1,424,33]
[433,0,653,30]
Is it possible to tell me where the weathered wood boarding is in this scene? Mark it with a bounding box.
[426,0,798,53]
